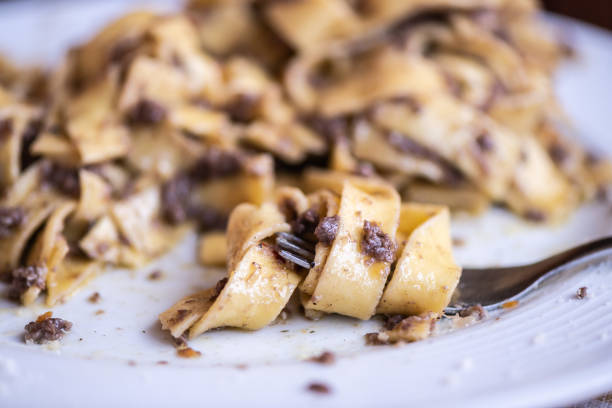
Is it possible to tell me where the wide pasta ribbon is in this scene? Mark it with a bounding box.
[160,179,461,338]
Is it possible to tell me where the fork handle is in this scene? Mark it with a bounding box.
[512,235,612,276]
[449,236,612,312]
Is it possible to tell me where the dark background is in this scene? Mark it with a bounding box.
[0,0,609,30]
[543,0,611,30]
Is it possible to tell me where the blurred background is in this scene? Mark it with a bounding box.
[0,0,609,29]
[542,0,612,30]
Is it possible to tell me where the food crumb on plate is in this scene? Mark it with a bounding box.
[452,237,466,247]
[24,312,72,344]
[148,270,164,281]
[502,300,519,309]
[575,286,588,299]
[177,347,201,358]
[308,351,335,365]
[307,382,331,395]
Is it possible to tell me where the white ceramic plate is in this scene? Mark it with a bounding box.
[1,2,612,407]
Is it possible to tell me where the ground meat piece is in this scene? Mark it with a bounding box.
[0,206,25,238]
[189,205,228,232]
[306,382,331,394]
[364,332,390,345]
[314,215,339,245]
[40,161,81,198]
[475,131,494,152]
[458,304,487,320]
[366,313,436,345]
[291,208,319,238]
[127,99,167,125]
[7,265,47,301]
[161,174,192,224]
[383,314,405,330]
[225,94,260,123]
[549,143,569,164]
[576,286,588,299]
[309,351,335,365]
[209,277,228,302]
[24,316,72,344]
[148,270,163,281]
[360,220,396,263]
[189,148,243,181]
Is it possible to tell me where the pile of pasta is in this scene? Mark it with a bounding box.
[0,1,609,333]
[161,179,460,340]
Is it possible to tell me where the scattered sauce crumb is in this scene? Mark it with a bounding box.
[576,287,588,299]
[88,292,101,303]
[95,309,105,315]
[309,351,335,365]
[177,347,202,358]
[458,304,487,320]
[127,360,137,367]
[502,300,519,309]
[24,312,72,344]
[148,270,163,281]
[452,237,465,247]
[307,382,331,395]
[157,361,169,365]
[173,335,201,358]
[235,364,248,370]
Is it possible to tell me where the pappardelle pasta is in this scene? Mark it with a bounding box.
[160,179,460,340]
[0,0,608,343]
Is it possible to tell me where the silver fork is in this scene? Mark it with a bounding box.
[275,232,316,269]
[275,233,612,314]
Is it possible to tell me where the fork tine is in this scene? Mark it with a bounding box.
[276,236,315,260]
[275,232,316,269]
[277,232,316,252]
[276,248,314,269]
